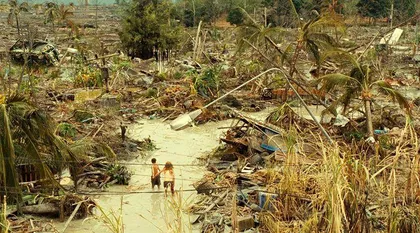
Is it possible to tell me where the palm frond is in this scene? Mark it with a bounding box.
[374,81,412,113]
[281,43,294,65]
[19,2,28,11]
[306,33,337,49]
[306,40,320,66]
[20,125,58,187]
[309,14,345,33]
[2,94,87,193]
[69,139,115,161]
[239,7,262,30]
[236,7,287,56]
[8,0,17,8]
[317,73,360,92]
[320,49,361,72]
[0,104,21,202]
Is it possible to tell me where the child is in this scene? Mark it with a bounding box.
[151,158,161,190]
[158,161,175,196]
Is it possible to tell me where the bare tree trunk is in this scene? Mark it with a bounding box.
[193,21,202,62]
[16,64,26,92]
[264,7,267,27]
[364,99,374,138]
[192,0,196,27]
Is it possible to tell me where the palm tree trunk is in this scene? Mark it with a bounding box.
[0,67,6,93]
[52,22,56,41]
[282,40,302,102]
[15,14,20,36]
[16,63,26,92]
[364,99,374,137]
[0,105,22,212]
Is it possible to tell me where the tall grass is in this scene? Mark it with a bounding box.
[0,196,10,233]
[257,119,419,233]
[95,197,124,233]
[162,190,194,233]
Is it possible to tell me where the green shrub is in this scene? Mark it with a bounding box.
[227,8,244,26]
[56,122,77,138]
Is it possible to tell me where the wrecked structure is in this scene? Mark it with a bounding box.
[9,40,59,66]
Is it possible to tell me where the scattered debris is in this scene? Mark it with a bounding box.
[379,28,403,45]
[9,40,59,66]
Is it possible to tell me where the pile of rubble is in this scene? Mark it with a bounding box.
[190,111,311,232]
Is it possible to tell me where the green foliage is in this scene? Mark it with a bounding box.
[0,94,82,205]
[69,139,116,161]
[192,66,221,98]
[317,50,411,136]
[200,0,222,24]
[145,88,158,98]
[394,0,416,22]
[173,71,183,80]
[111,58,132,72]
[378,135,394,150]
[74,68,102,88]
[155,72,167,82]
[343,131,364,141]
[106,164,131,185]
[357,0,390,19]
[261,0,317,27]
[43,2,59,25]
[227,7,244,25]
[119,0,181,59]
[138,137,157,151]
[7,0,29,34]
[56,122,77,138]
[177,0,254,27]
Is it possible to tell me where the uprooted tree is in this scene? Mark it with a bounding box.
[119,0,181,60]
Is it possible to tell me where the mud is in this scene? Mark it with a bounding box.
[52,108,276,232]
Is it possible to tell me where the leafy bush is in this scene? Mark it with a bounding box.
[56,122,77,138]
[192,66,221,98]
[119,0,181,59]
[227,8,244,26]
[106,164,132,185]
[74,68,102,88]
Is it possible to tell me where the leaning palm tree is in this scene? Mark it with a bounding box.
[7,0,29,36]
[316,50,411,138]
[236,7,343,112]
[0,94,83,207]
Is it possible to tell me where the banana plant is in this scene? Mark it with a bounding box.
[316,50,411,138]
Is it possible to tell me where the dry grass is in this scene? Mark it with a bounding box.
[95,197,124,233]
[256,119,420,233]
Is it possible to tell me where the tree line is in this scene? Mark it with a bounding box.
[119,0,418,59]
